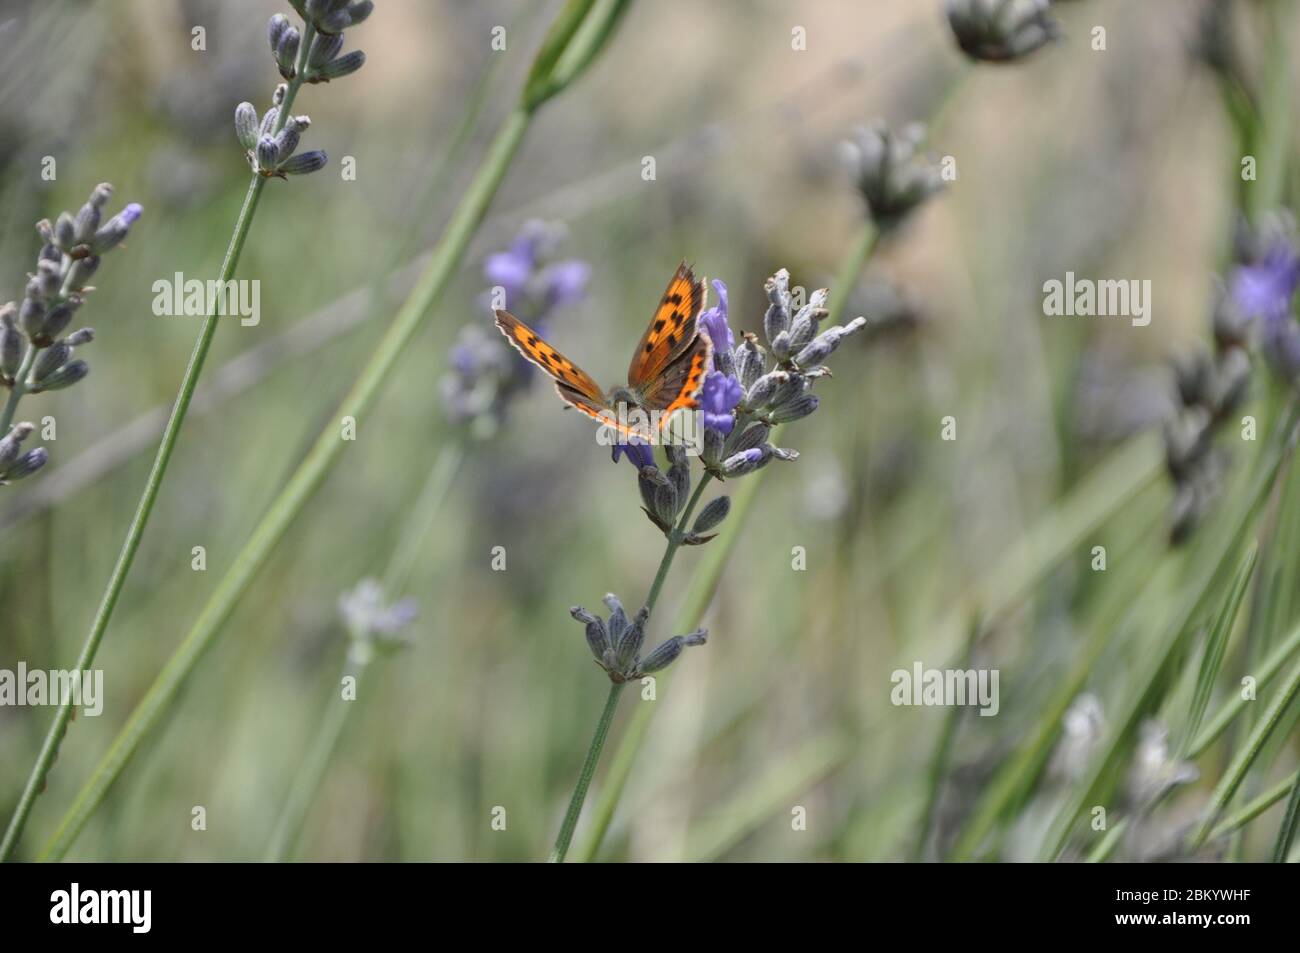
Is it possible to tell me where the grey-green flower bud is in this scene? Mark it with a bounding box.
[65,257,99,291]
[274,127,301,164]
[635,629,708,675]
[0,422,35,470]
[34,301,76,346]
[615,606,649,671]
[721,445,773,477]
[279,150,328,175]
[268,13,290,54]
[346,1,374,27]
[55,212,76,250]
[276,27,301,78]
[652,479,678,528]
[235,102,259,151]
[312,49,366,82]
[744,370,788,409]
[0,447,47,483]
[73,201,101,244]
[33,341,70,382]
[18,298,44,338]
[30,359,87,392]
[692,495,730,534]
[603,593,628,642]
[308,32,343,68]
[946,0,1059,63]
[260,104,280,138]
[65,328,94,347]
[769,393,819,423]
[735,334,766,389]
[728,423,770,454]
[256,136,280,171]
[702,426,725,467]
[571,606,609,662]
[794,317,868,367]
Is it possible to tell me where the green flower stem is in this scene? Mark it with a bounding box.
[644,473,713,616]
[573,449,773,861]
[548,682,625,863]
[0,172,268,863]
[824,223,879,327]
[548,469,714,862]
[263,656,366,863]
[0,345,39,437]
[38,108,531,862]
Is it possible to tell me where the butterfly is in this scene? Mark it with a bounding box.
[494,261,713,441]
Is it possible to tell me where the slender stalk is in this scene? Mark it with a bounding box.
[548,682,625,863]
[548,470,712,862]
[825,223,879,327]
[0,345,38,436]
[263,657,364,862]
[1,173,267,862]
[40,109,532,862]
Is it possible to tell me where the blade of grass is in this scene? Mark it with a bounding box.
[1179,543,1258,757]
[1189,653,1300,848]
[1271,767,1300,861]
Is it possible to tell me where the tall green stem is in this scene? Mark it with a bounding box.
[548,471,713,862]
[548,682,625,863]
[0,173,267,862]
[0,346,38,437]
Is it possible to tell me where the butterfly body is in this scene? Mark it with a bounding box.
[495,262,712,441]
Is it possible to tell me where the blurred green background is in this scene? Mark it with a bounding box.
[1,0,1294,861]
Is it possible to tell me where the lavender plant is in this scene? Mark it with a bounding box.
[945,0,1060,63]
[0,184,141,485]
[1,0,373,861]
[549,268,869,861]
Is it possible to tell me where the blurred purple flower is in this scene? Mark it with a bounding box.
[1229,242,1300,325]
[700,278,733,355]
[484,236,536,305]
[541,260,592,310]
[613,439,655,470]
[701,370,742,435]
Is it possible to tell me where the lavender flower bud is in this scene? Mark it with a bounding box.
[615,606,649,671]
[235,102,260,151]
[603,593,628,643]
[734,334,766,389]
[729,423,770,454]
[260,104,280,138]
[308,32,343,68]
[1,447,47,483]
[692,496,730,534]
[54,212,76,250]
[276,27,301,78]
[0,422,35,470]
[571,606,609,662]
[652,479,678,528]
[722,446,772,477]
[635,630,708,675]
[946,0,1059,63]
[1,321,20,382]
[30,359,87,392]
[279,150,328,175]
[92,204,142,253]
[268,13,290,54]
[346,1,374,27]
[35,301,77,346]
[702,426,725,467]
[33,341,71,382]
[65,328,94,347]
[318,9,353,34]
[256,136,280,171]
[38,243,60,264]
[770,329,791,361]
[843,123,943,225]
[744,370,788,409]
[18,299,45,338]
[273,127,301,164]
[312,49,366,82]
[73,200,101,244]
[795,317,867,367]
[65,257,99,291]
[769,393,819,423]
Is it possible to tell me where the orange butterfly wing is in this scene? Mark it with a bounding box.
[639,333,712,431]
[494,309,605,403]
[627,262,706,390]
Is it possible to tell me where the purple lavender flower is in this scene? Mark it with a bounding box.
[1229,243,1300,325]
[484,220,590,314]
[701,370,742,435]
[484,236,536,305]
[541,261,592,310]
[700,278,733,355]
[612,439,654,470]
